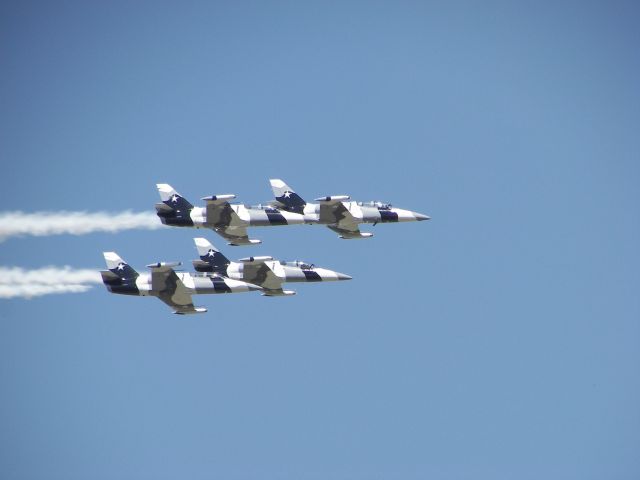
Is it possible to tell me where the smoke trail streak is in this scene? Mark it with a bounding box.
[0,284,94,299]
[0,266,103,299]
[0,211,162,242]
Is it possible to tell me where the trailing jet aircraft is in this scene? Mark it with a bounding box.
[269,179,430,239]
[100,252,261,314]
[155,183,305,246]
[192,237,352,296]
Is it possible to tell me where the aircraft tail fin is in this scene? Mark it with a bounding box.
[101,252,140,295]
[155,184,195,226]
[269,179,306,214]
[103,252,139,278]
[192,237,231,274]
[156,183,194,211]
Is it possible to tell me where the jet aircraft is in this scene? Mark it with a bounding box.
[269,179,430,239]
[100,251,261,314]
[192,237,352,296]
[155,183,304,246]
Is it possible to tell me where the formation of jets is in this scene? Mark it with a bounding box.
[101,251,260,314]
[103,179,429,313]
[155,179,429,244]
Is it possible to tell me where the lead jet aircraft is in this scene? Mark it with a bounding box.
[269,179,430,239]
[192,237,352,296]
[101,252,261,314]
[155,183,305,246]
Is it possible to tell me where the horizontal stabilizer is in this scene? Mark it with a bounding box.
[155,202,174,213]
[100,270,120,281]
[192,260,212,272]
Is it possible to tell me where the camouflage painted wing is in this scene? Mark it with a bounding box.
[202,197,260,245]
[319,200,371,239]
[213,225,257,246]
[241,262,283,290]
[149,265,206,314]
[326,223,366,239]
[261,287,296,296]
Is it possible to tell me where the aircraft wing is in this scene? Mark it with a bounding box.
[326,223,366,239]
[202,197,238,227]
[213,225,259,246]
[201,197,261,245]
[242,262,283,290]
[319,200,372,239]
[158,296,206,314]
[319,199,355,226]
[149,264,206,314]
[261,287,296,296]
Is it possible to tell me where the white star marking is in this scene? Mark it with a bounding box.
[116,263,125,271]
[283,191,292,198]
[170,194,179,203]
[207,249,216,257]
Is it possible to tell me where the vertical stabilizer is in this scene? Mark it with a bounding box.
[269,179,306,214]
[192,237,231,274]
[101,252,140,295]
[156,183,194,210]
[155,183,195,226]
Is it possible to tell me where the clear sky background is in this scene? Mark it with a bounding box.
[1,1,639,479]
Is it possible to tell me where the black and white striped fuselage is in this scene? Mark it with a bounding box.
[224,261,351,284]
[130,272,258,296]
[299,202,427,225]
[182,203,424,229]
[187,205,306,228]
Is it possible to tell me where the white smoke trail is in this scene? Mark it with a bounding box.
[0,266,103,299]
[0,283,94,299]
[0,210,162,242]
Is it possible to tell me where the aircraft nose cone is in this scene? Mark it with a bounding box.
[415,213,431,221]
[336,273,352,281]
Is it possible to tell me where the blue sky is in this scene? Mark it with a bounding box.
[1,1,639,479]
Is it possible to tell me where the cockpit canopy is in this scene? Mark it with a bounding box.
[357,200,392,210]
[279,260,315,270]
